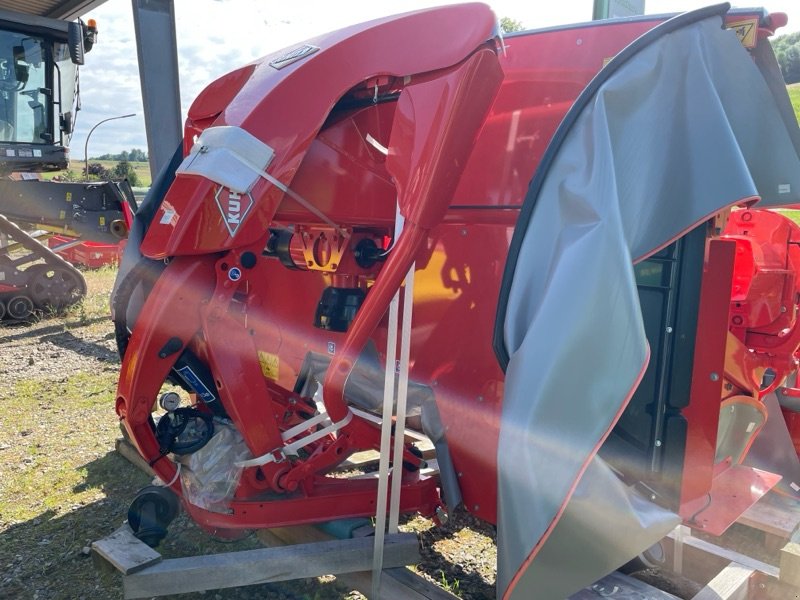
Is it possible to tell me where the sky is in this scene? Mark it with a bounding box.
[69,0,800,160]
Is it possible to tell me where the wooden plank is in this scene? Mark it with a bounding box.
[115,438,155,477]
[779,541,800,587]
[569,571,680,599]
[382,566,460,600]
[739,492,800,541]
[91,524,162,575]
[662,529,779,587]
[691,562,753,600]
[259,526,456,600]
[123,533,419,599]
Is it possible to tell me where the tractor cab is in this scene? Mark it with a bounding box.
[0,8,95,173]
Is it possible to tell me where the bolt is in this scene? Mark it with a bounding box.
[650,494,657,501]
[666,326,673,333]
[477,395,483,402]
[473,504,480,511]
[710,372,719,381]
[457,472,463,477]
[655,440,662,447]
[460,228,467,236]
[781,306,788,313]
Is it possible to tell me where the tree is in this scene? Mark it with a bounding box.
[112,159,140,186]
[500,17,524,34]
[786,46,800,85]
[771,31,800,83]
[93,148,148,162]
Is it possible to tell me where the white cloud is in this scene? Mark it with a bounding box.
[70,0,800,161]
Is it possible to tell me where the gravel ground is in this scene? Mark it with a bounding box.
[0,267,497,599]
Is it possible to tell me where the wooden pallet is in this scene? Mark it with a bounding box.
[662,522,800,599]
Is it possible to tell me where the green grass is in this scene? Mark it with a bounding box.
[789,83,800,125]
[777,208,800,225]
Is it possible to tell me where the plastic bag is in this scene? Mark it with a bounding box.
[179,420,251,512]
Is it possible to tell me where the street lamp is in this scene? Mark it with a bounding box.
[84,113,136,180]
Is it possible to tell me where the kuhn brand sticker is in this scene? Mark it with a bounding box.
[269,44,319,70]
[215,187,254,237]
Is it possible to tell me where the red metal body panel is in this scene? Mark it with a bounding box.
[679,239,736,517]
[117,5,797,538]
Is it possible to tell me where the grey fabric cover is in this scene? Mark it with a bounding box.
[498,13,800,599]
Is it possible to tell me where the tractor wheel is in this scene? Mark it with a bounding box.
[27,264,87,311]
[6,295,33,320]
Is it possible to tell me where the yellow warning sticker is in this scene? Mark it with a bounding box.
[726,17,758,49]
[258,350,279,380]
[99,216,106,226]
[65,192,72,203]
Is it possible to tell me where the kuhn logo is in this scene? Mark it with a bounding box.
[269,44,319,70]
[214,187,254,237]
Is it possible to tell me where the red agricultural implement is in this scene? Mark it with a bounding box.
[112,3,800,597]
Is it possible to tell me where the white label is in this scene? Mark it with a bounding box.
[791,482,800,492]
[33,149,42,157]
[160,208,176,225]
[5,149,14,156]
[779,184,791,194]
[745,421,756,433]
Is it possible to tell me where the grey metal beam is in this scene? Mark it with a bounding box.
[131,0,182,177]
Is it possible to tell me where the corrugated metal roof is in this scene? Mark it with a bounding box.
[0,0,107,20]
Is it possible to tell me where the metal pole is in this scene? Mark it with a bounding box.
[131,0,182,177]
[84,113,136,180]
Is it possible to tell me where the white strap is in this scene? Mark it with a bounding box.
[389,263,415,533]
[255,166,349,239]
[236,409,353,468]
[371,289,401,598]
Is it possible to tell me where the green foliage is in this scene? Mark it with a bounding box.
[499,16,524,33]
[112,159,140,186]
[86,161,111,181]
[772,31,800,84]
[94,147,147,162]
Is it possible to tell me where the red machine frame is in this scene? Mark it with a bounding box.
[114,4,799,547]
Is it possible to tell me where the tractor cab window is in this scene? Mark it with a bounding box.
[0,31,48,145]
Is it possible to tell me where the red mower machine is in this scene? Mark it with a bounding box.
[112,4,800,597]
